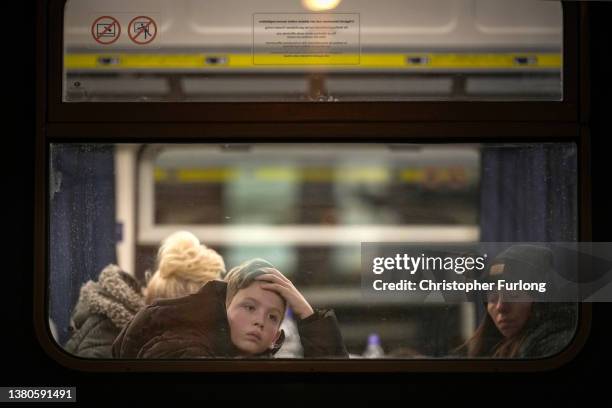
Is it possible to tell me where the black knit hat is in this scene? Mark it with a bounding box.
[484,244,554,284]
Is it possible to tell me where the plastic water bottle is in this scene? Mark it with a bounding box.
[275,308,304,358]
[362,333,385,358]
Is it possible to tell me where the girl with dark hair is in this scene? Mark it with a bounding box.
[457,245,577,358]
[461,300,576,358]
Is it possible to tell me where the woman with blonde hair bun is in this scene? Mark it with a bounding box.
[144,231,226,304]
[65,231,225,358]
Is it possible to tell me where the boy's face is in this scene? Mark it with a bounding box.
[226,281,284,355]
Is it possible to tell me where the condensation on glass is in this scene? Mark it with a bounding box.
[63,0,563,102]
[49,143,578,360]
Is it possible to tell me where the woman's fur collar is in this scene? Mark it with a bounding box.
[79,264,145,329]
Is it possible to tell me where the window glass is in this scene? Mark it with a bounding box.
[49,142,578,359]
[63,0,563,102]
[151,145,479,226]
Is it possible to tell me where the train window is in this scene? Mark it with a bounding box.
[48,142,580,360]
[63,0,563,102]
[40,0,591,372]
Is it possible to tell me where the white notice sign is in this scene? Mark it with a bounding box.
[253,13,360,65]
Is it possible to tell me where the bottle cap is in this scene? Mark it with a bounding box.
[368,333,380,345]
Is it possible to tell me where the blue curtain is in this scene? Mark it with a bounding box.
[476,144,578,322]
[49,144,117,345]
[480,144,577,242]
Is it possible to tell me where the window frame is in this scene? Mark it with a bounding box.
[34,0,592,372]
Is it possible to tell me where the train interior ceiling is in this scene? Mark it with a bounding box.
[63,0,563,102]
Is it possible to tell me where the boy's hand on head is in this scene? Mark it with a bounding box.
[255,268,314,320]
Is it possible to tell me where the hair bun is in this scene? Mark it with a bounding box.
[157,231,225,281]
[158,231,204,279]
[145,231,225,304]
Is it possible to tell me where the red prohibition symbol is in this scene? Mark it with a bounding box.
[91,16,121,45]
[128,16,158,45]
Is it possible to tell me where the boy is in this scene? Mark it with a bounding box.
[112,259,348,358]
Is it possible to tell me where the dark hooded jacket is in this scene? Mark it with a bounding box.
[515,302,578,358]
[112,280,348,359]
[64,264,145,358]
[452,301,578,359]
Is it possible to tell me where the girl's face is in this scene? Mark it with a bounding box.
[487,291,533,338]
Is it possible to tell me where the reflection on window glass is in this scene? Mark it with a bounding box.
[50,142,577,360]
[63,0,563,102]
[152,145,479,225]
